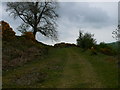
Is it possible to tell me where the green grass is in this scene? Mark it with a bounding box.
[75,48,118,88]
[3,48,67,88]
[2,47,118,88]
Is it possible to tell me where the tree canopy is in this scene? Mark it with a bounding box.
[112,25,120,41]
[6,1,59,41]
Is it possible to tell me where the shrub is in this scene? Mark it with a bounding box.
[54,42,66,48]
[100,48,113,55]
[0,23,2,38]
[22,32,35,42]
[97,42,116,55]
[76,30,96,50]
[90,47,97,55]
[54,42,76,48]
[1,21,15,40]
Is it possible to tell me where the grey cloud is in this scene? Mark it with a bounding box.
[57,2,117,44]
[58,2,112,29]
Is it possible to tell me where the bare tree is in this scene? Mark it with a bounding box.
[6,1,59,40]
[112,25,120,41]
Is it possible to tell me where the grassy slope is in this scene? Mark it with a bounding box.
[2,36,49,71]
[3,46,118,88]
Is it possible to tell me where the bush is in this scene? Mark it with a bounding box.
[0,23,2,38]
[54,42,76,48]
[1,21,15,40]
[76,30,96,50]
[100,48,116,55]
[22,32,35,42]
[90,47,97,55]
[97,42,116,55]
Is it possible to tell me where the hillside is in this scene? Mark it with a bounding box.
[2,40,118,88]
[2,21,118,88]
[2,36,49,71]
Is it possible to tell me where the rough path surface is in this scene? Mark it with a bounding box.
[56,48,103,88]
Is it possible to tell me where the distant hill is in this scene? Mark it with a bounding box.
[106,42,119,51]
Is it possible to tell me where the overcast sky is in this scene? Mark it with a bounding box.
[1,1,118,45]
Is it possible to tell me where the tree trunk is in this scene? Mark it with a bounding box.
[33,2,38,39]
[33,28,37,38]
